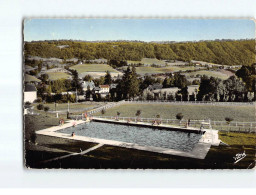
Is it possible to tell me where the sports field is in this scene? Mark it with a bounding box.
[70,64,119,74]
[94,103,255,122]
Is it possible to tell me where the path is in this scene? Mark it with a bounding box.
[41,143,104,164]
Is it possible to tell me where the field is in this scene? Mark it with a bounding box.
[122,65,197,75]
[128,58,166,66]
[94,103,255,122]
[184,70,230,80]
[25,74,41,82]
[46,72,71,80]
[70,64,119,74]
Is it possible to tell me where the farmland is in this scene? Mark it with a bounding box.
[121,65,198,75]
[46,72,71,80]
[70,64,120,74]
[94,103,255,122]
[183,70,231,80]
[128,58,167,66]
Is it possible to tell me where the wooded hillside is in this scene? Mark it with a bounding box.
[24,40,255,66]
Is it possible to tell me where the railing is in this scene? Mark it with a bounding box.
[86,100,126,115]
[125,100,255,106]
[71,115,255,133]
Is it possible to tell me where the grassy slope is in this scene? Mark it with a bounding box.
[184,70,230,80]
[122,65,197,74]
[46,72,71,80]
[94,103,255,122]
[128,58,166,65]
[70,64,119,74]
[25,74,41,82]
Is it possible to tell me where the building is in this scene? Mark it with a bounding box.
[24,84,37,103]
[99,85,110,94]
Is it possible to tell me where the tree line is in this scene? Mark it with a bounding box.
[24,39,255,66]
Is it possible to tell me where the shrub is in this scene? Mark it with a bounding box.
[43,106,50,116]
[25,101,31,106]
[37,104,44,110]
[225,117,233,124]
[176,113,184,120]
[101,109,106,115]
[135,110,141,117]
[34,97,42,103]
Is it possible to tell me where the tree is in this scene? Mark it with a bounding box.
[83,75,93,81]
[176,113,183,125]
[101,109,106,115]
[104,71,112,85]
[225,117,233,124]
[37,104,44,110]
[44,106,50,116]
[135,110,141,121]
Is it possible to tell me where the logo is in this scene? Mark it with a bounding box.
[233,151,246,164]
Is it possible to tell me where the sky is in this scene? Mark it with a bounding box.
[24,19,255,42]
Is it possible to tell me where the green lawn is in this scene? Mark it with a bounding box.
[25,74,41,82]
[70,64,119,74]
[184,70,230,80]
[94,103,255,122]
[46,72,71,80]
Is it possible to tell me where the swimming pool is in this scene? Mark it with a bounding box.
[57,121,202,152]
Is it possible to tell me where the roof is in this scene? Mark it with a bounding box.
[25,84,37,92]
[99,85,110,88]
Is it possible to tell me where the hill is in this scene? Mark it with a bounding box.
[24,40,255,66]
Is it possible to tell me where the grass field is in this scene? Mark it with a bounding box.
[25,74,41,82]
[128,58,167,66]
[94,103,255,122]
[122,65,197,75]
[46,72,71,80]
[184,70,230,80]
[70,64,119,74]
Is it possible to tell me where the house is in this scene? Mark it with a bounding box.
[82,81,95,92]
[99,85,110,94]
[24,83,37,103]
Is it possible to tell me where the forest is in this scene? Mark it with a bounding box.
[24,39,255,66]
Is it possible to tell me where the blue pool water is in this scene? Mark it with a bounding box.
[57,122,202,152]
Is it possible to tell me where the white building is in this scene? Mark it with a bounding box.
[24,84,37,103]
[99,85,110,93]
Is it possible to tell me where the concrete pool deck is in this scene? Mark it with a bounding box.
[36,118,221,160]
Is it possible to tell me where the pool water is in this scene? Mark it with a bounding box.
[57,122,202,152]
